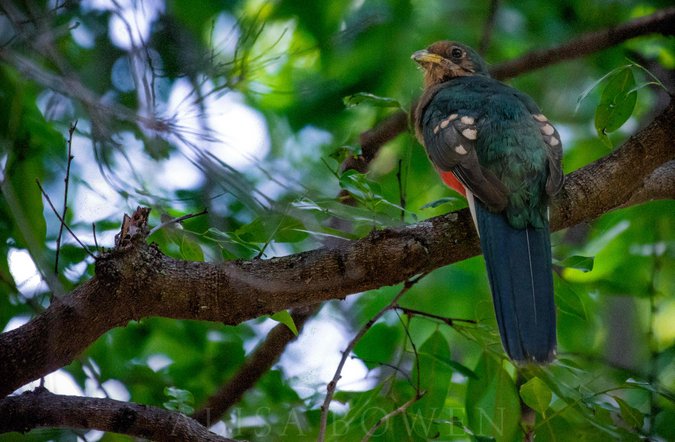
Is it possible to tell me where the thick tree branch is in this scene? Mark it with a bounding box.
[623,160,675,206]
[1,102,673,399]
[0,388,235,441]
[550,102,674,229]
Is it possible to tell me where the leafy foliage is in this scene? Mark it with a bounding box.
[0,0,674,441]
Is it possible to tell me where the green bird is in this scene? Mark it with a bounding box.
[412,41,564,363]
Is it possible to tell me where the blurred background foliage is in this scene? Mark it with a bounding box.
[0,0,674,440]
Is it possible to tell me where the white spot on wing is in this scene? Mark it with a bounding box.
[460,116,474,125]
[462,128,477,140]
[541,124,555,135]
[448,113,458,121]
[549,136,560,146]
[440,119,450,129]
[533,114,548,122]
[454,144,468,155]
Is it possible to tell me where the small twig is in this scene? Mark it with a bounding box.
[479,0,500,55]
[81,357,110,399]
[394,308,421,393]
[350,356,415,388]
[361,393,423,442]
[54,120,77,276]
[317,274,427,442]
[91,222,99,251]
[36,179,95,259]
[395,305,477,326]
[147,209,208,237]
[396,158,406,223]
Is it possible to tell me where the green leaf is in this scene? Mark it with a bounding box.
[613,396,643,430]
[338,169,381,199]
[585,220,631,256]
[419,352,478,380]
[576,64,630,111]
[180,235,204,262]
[654,409,675,440]
[625,378,675,403]
[353,322,401,368]
[343,92,401,109]
[163,386,194,414]
[554,279,587,320]
[420,197,463,210]
[338,169,406,215]
[270,310,298,336]
[519,377,552,415]
[236,213,309,244]
[595,67,637,145]
[410,331,453,439]
[328,145,362,163]
[466,353,520,441]
[330,384,387,441]
[556,255,594,272]
[292,197,393,228]
[4,158,47,251]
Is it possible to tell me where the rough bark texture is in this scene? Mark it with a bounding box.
[551,100,675,229]
[0,102,673,399]
[0,388,234,441]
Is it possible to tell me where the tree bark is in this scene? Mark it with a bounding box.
[0,101,673,399]
[0,388,235,441]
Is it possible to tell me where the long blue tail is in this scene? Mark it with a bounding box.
[474,201,556,363]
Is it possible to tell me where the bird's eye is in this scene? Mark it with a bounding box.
[450,47,463,59]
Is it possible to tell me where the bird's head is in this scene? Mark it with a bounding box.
[412,41,489,87]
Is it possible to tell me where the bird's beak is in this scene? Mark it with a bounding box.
[411,49,444,66]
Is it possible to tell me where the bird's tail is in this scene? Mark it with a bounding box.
[474,200,557,363]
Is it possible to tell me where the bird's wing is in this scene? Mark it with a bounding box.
[533,113,564,196]
[513,91,565,196]
[420,88,509,212]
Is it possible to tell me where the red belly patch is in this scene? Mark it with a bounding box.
[438,169,466,196]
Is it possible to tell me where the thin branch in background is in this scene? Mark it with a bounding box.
[393,308,421,393]
[646,224,665,436]
[54,120,77,276]
[490,7,675,79]
[147,209,209,237]
[361,394,422,442]
[350,356,415,388]
[317,273,427,442]
[92,223,99,251]
[395,305,477,326]
[81,357,111,399]
[36,179,95,260]
[396,158,406,223]
[478,0,500,55]
[191,306,317,426]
